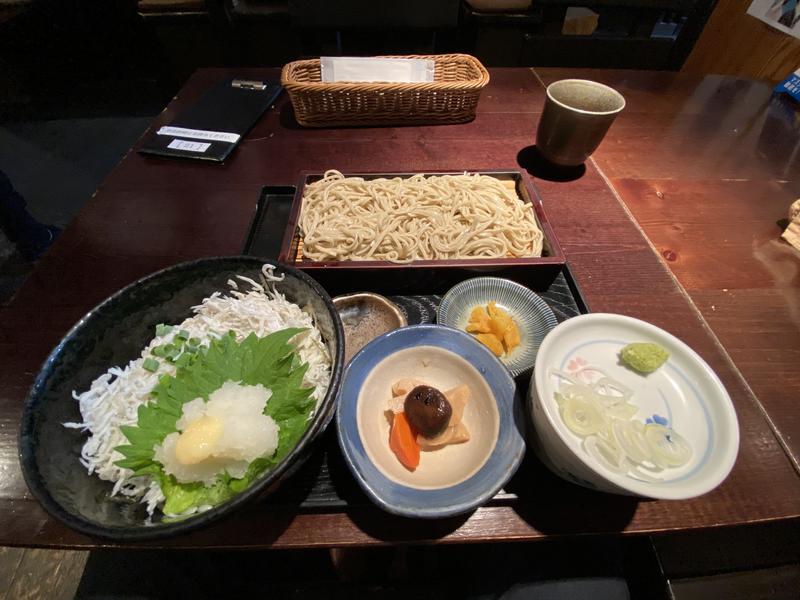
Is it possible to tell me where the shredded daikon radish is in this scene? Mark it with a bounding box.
[550,365,692,481]
[64,265,331,515]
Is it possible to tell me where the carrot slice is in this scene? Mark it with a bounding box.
[389,412,420,471]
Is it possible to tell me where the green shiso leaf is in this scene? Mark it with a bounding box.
[114,327,316,516]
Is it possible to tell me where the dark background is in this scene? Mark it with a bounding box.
[2,2,799,598]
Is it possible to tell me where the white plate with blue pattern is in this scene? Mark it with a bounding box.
[528,313,739,500]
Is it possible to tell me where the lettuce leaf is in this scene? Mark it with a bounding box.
[114,328,316,516]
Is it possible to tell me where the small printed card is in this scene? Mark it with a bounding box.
[748,0,800,39]
[167,139,211,153]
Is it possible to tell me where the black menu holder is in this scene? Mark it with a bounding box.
[138,78,283,163]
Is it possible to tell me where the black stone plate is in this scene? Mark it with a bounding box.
[19,257,345,540]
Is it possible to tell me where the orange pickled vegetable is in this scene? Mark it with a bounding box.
[504,321,521,351]
[476,332,504,356]
[467,301,520,356]
[466,306,492,333]
[389,411,420,471]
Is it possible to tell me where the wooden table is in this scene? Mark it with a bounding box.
[538,68,800,471]
[1,67,798,549]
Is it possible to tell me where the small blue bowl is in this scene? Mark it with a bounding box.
[337,324,525,518]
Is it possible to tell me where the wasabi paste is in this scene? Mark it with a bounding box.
[619,342,669,374]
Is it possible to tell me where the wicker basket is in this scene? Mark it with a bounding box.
[280,54,490,128]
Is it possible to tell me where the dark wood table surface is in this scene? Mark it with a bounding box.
[1,67,799,549]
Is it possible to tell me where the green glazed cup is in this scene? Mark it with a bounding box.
[536,79,626,167]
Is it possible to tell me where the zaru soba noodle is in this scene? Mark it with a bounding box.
[299,170,544,263]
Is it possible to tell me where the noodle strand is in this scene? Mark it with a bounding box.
[299,170,544,263]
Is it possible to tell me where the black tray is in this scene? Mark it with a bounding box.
[244,186,590,510]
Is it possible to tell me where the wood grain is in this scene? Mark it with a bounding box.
[690,288,800,462]
[0,547,25,599]
[536,68,800,181]
[538,67,800,470]
[608,178,800,290]
[4,549,87,600]
[0,67,799,549]
[682,0,800,83]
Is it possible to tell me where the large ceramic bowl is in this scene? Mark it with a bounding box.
[19,257,344,540]
[528,313,739,500]
[337,324,525,518]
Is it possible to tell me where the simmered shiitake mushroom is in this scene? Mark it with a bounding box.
[404,385,452,438]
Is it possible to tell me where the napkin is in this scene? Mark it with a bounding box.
[780,199,800,251]
[320,57,435,83]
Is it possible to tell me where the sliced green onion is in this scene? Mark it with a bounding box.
[174,353,191,368]
[644,424,692,468]
[152,345,166,357]
[155,324,173,337]
[551,365,692,481]
[560,396,605,437]
[612,420,651,465]
[143,357,159,372]
[176,329,190,341]
[188,337,201,347]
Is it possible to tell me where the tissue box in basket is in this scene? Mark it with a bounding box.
[280,54,490,128]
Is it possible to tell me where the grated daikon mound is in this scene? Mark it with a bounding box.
[154,381,279,485]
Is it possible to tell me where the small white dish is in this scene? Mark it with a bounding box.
[529,313,740,500]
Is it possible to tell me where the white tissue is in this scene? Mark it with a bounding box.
[320,57,435,83]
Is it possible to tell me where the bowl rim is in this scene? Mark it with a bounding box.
[332,292,408,328]
[531,312,740,500]
[336,323,526,518]
[18,256,344,541]
[437,276,558,377]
